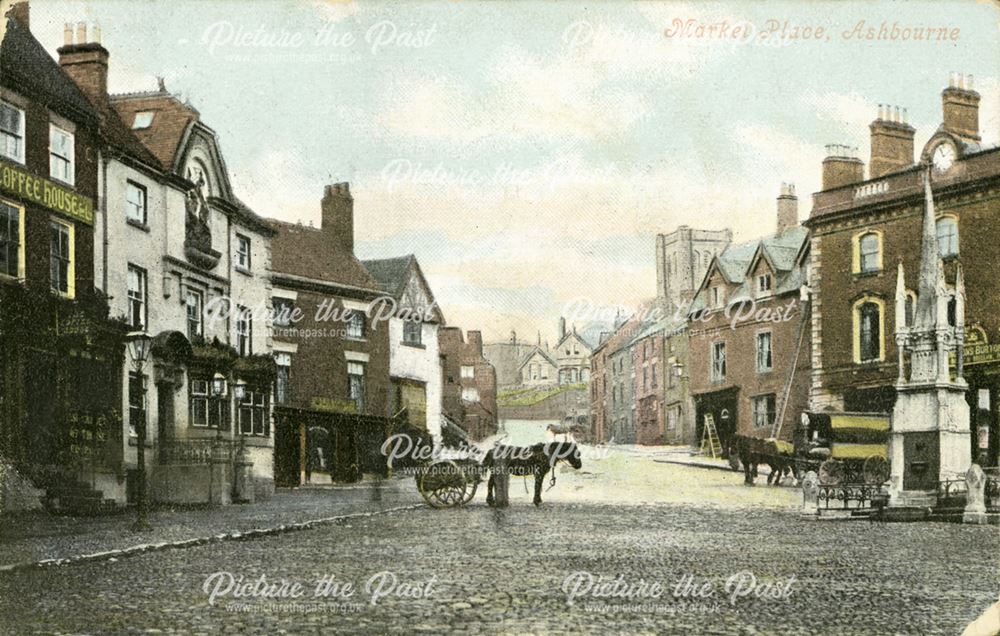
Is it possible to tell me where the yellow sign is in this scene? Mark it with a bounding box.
[0,160,94,226]
[950,325,1000,368]
[310,397,357,414]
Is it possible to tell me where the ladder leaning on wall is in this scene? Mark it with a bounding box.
[700,418,723,459]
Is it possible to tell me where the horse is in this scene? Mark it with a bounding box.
[731,434,798,486]
[483,441,582,506]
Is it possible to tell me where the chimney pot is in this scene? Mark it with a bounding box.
[76,22,87,45]
[64,23,73,45]
[93,23,102,44]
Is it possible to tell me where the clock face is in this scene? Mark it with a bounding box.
[932,143,956,173]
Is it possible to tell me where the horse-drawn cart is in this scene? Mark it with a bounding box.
[799,412,891,485]
[414,458,484,508]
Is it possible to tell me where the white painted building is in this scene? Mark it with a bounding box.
[58,25,277,505]
[363,255,445,444]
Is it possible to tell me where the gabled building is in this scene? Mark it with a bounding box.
[554,317,593,384]
[440,327,497,440]
[267,184,393,485]
[805,77,1000,468]
[362,254,445,444]
[688,186,810,454]
[0,5,128,512]
[54,21,278,505]
[516,345,558,387]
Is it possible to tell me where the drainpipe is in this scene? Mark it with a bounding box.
[101,151,109,293]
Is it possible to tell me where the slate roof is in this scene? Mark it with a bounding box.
[516,345,559,371]
[0,20,98,124]
[361,255,415,299]
[690,227,809,312]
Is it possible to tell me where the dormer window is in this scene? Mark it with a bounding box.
[711,286,725,309]
[132,111,155,130]
[756,274,772,295]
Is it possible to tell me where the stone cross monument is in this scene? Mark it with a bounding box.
[888,166,972,508]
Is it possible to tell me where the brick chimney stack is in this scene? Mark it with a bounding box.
[321,182,354,252]
[57,22,110,108]
[821,144,864,191]
[4,1,29,29]
[942,72,980,141]
[776,182,798,235]
[869,104,915,179]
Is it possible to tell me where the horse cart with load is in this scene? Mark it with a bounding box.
[798,411,891,485]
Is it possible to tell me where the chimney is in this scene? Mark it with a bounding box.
[57,22,110,108]
[776,182,798,234]
[869,104,915,178]
[942,72,980,140]
[558,317,566,341]
[821,144,864,190]
[320,182,354,252]
[4,1,29,29]
[467,330,483,352]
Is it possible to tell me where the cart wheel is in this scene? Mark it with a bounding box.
[818,459,844,485]
[418,460,469,508]
[863,456,890,484]
[460,480,479,505]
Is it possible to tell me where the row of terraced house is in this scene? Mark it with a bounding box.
[0,4,496,513]
[591,74,1000,476]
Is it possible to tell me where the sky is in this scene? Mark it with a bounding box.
[28,0,1000,344]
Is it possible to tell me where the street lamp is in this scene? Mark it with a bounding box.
[125,331,153,532]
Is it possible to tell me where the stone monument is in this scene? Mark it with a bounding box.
[888,166,972,508]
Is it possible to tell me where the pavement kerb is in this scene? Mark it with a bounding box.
[0,503,425,574]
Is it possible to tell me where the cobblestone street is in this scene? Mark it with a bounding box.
[1,450,997,635]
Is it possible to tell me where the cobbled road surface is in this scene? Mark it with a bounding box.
[1,449,997,635]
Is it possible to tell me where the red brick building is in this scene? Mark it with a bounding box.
[267,184,393,484]
[0,4,127,511]
[439,327,496,440]
[688,188,811,452]
[589,317,643,443]
[806,77,1000,467]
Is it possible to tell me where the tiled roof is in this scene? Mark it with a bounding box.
[517,345,558,370]
[0,20,97,123]
[267,218,382,293]
[110,91,198,170]
[361,255,415,299]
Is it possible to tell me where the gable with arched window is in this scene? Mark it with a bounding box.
[852,230,883,274]
[936,215,959,258]
[853,296,885,363]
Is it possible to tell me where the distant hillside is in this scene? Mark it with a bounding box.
[498,384,589,421]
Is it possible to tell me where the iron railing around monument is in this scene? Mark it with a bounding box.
[817,483,886,511]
